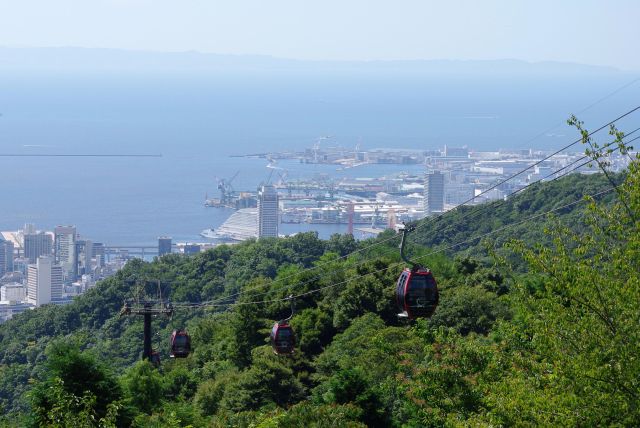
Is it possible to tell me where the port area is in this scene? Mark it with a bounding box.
[207,143,636,241]
[231,144,427,168]
[205,171,427,237]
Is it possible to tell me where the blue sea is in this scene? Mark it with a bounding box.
[1,70,638,245]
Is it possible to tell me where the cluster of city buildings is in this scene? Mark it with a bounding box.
[0,224,135,322]
[0,225,223,323]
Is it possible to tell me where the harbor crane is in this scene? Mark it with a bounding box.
[217,171,239,207]
[371,203,380,229]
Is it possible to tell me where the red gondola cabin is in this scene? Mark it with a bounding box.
[396,267,439,319]
[170,329,191,358]
[270,321,295,355]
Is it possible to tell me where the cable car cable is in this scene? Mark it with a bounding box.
[170,107,640,311]
[281,185,618,305]
[531,133,639,183]
[406,134,639,252]
[230,107,638,304]
[395,146,633,271]
[514,77,640,149]
[391,128,639,276]
[179,131,638,309]
[578,125,638,222]
[170,137,636,311]
[407,106,639,233]
[213,185,618,309]
[170,184,618,311]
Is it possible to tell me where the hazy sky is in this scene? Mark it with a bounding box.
[1,0,639,70]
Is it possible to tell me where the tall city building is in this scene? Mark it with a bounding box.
[75,239,93,276]
[258,185,279,238]
[54,226,77,282]
[0,238,14,276]
[424,170,445,214]
[24,232,53,263]
[92,243,105,267]
[158,237,172,256]
[27,256,63,306]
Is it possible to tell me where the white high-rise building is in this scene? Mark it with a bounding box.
[0,239,14,276]
[27,256,63,306]
[258,185,279,238]
[54,226,77,282]
[424,171,445,214]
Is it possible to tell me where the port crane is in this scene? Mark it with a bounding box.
[217,171,239,207]
[371,203,380,229]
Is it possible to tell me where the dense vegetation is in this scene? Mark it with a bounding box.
[0,131,638,426]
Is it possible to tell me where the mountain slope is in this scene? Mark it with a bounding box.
[0,170,636,426]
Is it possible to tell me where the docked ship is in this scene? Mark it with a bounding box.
[197,209,258,243]
[215,209,258,242]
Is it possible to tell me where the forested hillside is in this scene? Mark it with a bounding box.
[0,147,638,426]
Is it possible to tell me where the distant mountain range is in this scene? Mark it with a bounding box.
[0,46,624,75]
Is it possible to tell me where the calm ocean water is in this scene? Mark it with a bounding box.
[1,71,638,245]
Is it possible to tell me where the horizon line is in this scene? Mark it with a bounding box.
[0,153,162,158]
[0,45,632,72]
